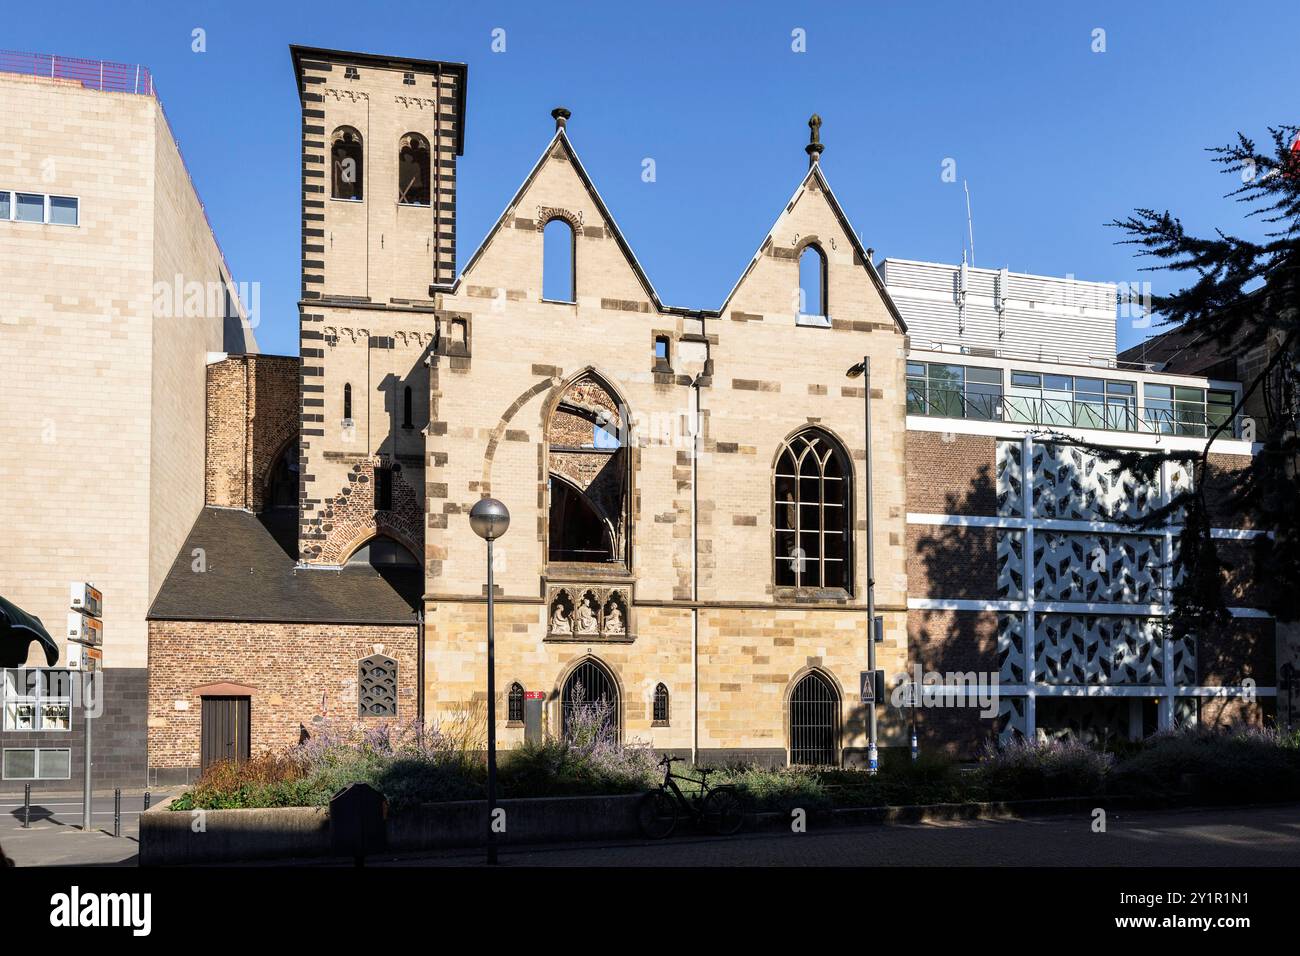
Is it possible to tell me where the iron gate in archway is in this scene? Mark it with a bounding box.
[790,671,839,766]
[561,659,619,740]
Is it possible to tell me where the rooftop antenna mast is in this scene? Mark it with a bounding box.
[963,179,975,267]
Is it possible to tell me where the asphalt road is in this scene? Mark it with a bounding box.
[4,797,1299,868]
[367,802,1300,867]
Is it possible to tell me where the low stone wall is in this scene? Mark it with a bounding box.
[140,793,643,866]
[139,798,330,866]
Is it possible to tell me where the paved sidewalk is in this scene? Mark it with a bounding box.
[0,789,174,867]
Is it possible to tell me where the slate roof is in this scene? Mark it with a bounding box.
[148,509,421,625]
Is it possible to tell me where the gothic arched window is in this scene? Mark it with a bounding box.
[508,682,524,723]
[331,127,364,201]
[774,428,852,590]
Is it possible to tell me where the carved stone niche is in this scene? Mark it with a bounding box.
[546,584,633,642]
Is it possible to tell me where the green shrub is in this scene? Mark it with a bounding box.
[975,737,1114,800]
[1108,726,1300,802]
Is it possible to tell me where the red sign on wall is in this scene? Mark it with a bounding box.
[524,691,546,700]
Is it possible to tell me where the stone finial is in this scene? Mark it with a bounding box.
[806,113,824,167]
[551,107,571,131]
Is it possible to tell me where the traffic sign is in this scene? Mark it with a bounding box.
[860,669,884,703]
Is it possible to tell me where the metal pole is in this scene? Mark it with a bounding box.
[486,537,498,865]
[863,355,878,773]
[23,784,30,828]
[81,672,93,830]
[113,788,121,838]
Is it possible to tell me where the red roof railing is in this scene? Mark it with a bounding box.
[0,50,155,95]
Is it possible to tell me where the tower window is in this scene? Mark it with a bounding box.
[403,385,413,428]
[331,127,364,201]
[344,65,360,80]
[398,133,431,206]
[542,217,576,303]
[343,382,353,421]
[402,71,416,86]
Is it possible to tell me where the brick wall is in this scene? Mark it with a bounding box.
[205,355,300,511]
[147,621,417,774]
[906,525,1001,599]
[1197,617,1275,686]
[905,432,997,515]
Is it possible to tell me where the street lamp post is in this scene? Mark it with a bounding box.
[469,497,510,865]
[846,357,878,773]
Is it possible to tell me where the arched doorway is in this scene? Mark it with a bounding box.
[789,671,840,766]
[561,658,619,741]
[265,441,299,510]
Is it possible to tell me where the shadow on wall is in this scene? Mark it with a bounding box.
[907,461,1004,758]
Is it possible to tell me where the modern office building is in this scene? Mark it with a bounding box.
[0,52,254,788]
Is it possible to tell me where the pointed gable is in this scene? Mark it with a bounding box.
[448,130,667,310]
[721,163,907,332]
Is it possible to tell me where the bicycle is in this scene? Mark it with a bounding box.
[637,755,745,838]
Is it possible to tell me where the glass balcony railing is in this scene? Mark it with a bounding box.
[906,386,1242,439]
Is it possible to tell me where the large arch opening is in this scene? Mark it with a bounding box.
[546,372,629,567]
[789,670,840,766]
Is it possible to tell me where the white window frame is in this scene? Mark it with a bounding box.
[2,748,73,780]
[0,190,81,226]
[3,668,73,732]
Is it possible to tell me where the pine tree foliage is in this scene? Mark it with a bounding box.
[1093,127,1300,639]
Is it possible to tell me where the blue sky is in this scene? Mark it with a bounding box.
[12,1,1299,356]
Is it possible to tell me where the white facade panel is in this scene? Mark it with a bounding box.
[881,258,1119,365]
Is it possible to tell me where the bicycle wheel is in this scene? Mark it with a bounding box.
[702,786,745,836]
[637,790,678,839]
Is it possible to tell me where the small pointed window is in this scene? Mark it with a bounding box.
[542,218,576,303]
[343,382,353,421]
[652,683,670,724]
[508,683,525,723]
[398,133,431,206]
[331,127,364,201]
[403,385,413,428]
[798,244,827,324]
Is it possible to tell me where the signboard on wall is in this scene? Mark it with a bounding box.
[66,611,103,646]
[66,641,102,672]
[69,582,103,619]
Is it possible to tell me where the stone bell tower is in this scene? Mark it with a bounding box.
[289,46,468,565]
